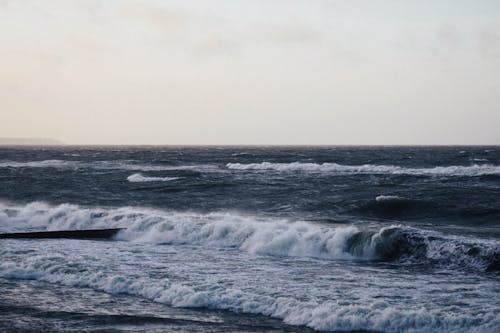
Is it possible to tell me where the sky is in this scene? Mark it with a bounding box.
[1,0,499,145]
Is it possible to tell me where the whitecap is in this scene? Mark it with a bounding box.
[127,173,180,183]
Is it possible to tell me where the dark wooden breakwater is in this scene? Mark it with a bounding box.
[0,228,125,239]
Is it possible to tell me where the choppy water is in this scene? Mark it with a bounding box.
[0,146,499,332]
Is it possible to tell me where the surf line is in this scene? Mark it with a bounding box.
[0,228,125,239]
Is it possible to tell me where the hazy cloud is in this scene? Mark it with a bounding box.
[478,28,500,60]
[1,0,499,144]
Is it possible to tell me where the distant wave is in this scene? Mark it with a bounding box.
[1,202,497,272]
[0,160,215,172]
[353,195,500,222]
[6,160,499,177]
[0,160,79,168]
[95,161,213,172]
[226,162,500,176]
[127,173,180,183]
[353,195,433,219]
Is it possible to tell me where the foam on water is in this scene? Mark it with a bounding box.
[0,242,498,332]
[0,256,500,332]
[226,162,500,176]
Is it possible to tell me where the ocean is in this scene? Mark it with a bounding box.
[0,146,499,333]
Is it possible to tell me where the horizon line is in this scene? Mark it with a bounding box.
[1,143,499,147]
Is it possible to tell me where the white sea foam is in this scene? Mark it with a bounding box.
[0,253,497,333]
[226,162,500,176]
[127,173,180,183]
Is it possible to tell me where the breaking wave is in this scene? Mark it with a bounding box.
[1,202,498,272]
[127,173,180,183]
[226,162,500,176]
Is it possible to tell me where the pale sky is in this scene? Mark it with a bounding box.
[1,0,499,145]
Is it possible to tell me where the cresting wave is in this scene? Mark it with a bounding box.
[226,162,500,176]
[1,202,498,272]
[127,173,180,183]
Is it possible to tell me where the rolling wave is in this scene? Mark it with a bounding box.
[226,162,500,176]
[1,202,497,272]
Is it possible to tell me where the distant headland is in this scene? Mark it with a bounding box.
[0,137,65,146]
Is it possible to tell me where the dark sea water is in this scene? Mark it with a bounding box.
[0,146,499,333]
